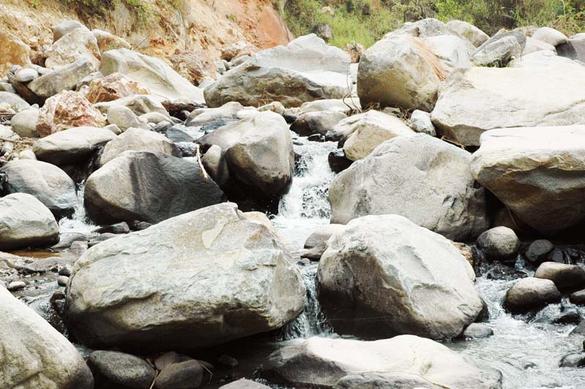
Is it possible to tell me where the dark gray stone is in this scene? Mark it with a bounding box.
[88,350,155,389]
[526,240,554,264]
[154,360,203,389]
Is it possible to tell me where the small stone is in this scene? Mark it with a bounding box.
[154,360,203,389]
[57,276,69,287]
[476,226,520,262]
[535,262,585,293]
[462,323,494,339]
[526,239,554,263]
[59,265,72,277]
[154,352,192,371]
[96,222,130,234]
[328,149,352,173]
[552,309,581,325]
[505,277,561,313]
[7,281,26,291]
[570,289,585,305]
[15,68,39,83]
[409,110,436,136]
[88,350,155,389]
[560,352,585,368]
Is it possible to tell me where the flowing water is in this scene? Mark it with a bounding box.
[271,134,585,389]
[28,132,585,388]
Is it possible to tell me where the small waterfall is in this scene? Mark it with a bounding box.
[58,182,96,235]
[272,134,338,339]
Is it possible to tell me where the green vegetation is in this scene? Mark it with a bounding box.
[283,0,584,48]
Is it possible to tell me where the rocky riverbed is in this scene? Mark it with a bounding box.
[1,16,585,389]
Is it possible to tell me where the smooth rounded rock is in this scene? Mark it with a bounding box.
[535,262,585,293]
[476,226,520,262]
[88,350,155,389]
[505,277,561,313]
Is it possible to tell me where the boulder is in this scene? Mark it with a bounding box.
[106,105,146,131]
[88,351,155,389]
[33,126,116,165]
[504,277,561,313]
[45,28,100,69]
[432,64,585,146]
[526,240,554,264]
[0,91,30,113]
[318,214,482,339]
[204,34,351,108]
[560,353,585,368]
[0,159,76,217]
[341,111,414,160]
[99,128,178,166]
[186,101,251,128]
[0,31,31,76]
[463,323,494,339]
[154,360,203,389]
[52,20,88,41]
[570,289,585,305]
[11,107,40,137]
[28,57,97,100]
[95,94,169,117]
[471,126,585,235]
[532,27,568,47]
[472,30,526,67]
[522,37,557,55]
[100,48,204,103]
[299,98,358,114]
[86,72,150,103]
[409,109,436,135]
[357,35,447,111]
[36,90,107,137]
[198,111,294,199]
[424,34,474,71]
[92,29,131,52]
[329,134,487,241]
[302,224,346,260]
[476,226,520,262]
[510,50,571,68]
[327,110,409,141]
[0,193,59,250]
[534,262,585,293]
[557,38,585,62]
[64,202,305,349]
[446,20,489,47]
[290,111,346,137]
[0,286,93,389]
[262,335,501,388]
[85,151,224,224]
[388,18,451,39]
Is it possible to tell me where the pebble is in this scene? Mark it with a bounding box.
[15,68,39,83]
[57,276,69,287]
[59,265,72,277]
[463,323,494,339]
[526,240,554,263]
[7,281,26,291]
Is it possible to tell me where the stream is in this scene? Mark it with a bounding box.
[29,132,585,388]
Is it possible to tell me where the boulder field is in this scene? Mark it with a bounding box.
[0,14,584,389]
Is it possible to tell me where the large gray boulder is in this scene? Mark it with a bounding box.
[0,286,93,389]
[85,151,224,224]
[342,113,414,161]
[329,134,487,241]
[357,35,448,111]
[557,37,585,62]
[431,63,585,146]
[197,111,294,199]
[0,159,77,217]
[262,335,501,388]
[0,193,59,250]
[318,214,482,339]
[28,57,97,99]
[471,126,585,235]
[33,126,116,165]
[204,34,351,108]
[471,30,526,67]
[0,91,30,112]
[446,20,489,47]
[65,202,305,349]
[98,127,178,166]
[100,48,204,104]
